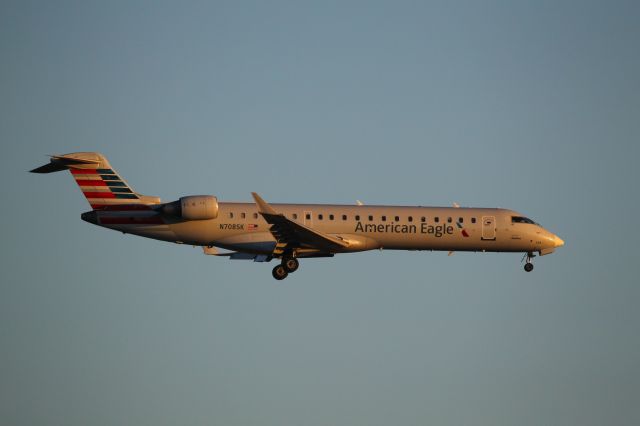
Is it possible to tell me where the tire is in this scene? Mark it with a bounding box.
[283,258,299,273]
[524,263,534,272]
[272,265,289,280]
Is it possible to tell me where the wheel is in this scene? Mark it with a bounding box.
[272,265,289,280]
[524,262,534,272]
[283,258,299,273]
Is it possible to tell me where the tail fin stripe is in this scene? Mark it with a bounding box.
[70,169,98,175]
[76,180,108,186]
[105,181,128,187]
[84,192,116,198]
[81,188,111,193]
[110,187,133,193]
[96,169,115,174]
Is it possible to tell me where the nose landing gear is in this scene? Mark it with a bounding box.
[271,257,300,280]
[523,252,535,272]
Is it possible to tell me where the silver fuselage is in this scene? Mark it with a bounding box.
[83,202,564,256]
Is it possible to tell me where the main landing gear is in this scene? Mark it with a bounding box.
[272,257,300,280]
[523,252,535,272]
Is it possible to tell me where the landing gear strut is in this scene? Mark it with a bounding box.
[272,257,300,280]
[523,252,535,272]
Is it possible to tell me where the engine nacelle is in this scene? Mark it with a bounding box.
[162,195,219,220]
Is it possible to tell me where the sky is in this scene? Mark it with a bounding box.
[1,1,639,425]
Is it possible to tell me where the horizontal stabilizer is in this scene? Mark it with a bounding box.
[30,155,100,173]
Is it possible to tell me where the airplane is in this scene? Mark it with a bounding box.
[31,152,564,280]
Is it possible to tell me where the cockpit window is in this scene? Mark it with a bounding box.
[512,216,537,225]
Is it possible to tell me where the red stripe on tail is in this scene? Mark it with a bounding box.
[71,169,99,175]
[84,192,115,198]
[75,179,107,186]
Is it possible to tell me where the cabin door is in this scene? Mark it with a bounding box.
[481,216,496,240]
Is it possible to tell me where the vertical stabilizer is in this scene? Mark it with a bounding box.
[31,152,160,209]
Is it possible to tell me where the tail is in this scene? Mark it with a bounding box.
[31,152,161,209]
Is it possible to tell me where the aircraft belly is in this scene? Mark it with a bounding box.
[214,232,276,254]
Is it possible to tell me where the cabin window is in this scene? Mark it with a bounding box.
[368,215,373,221]
[292,213,298,220]
[342,214,347,220]
[241,212,246,219]
[447,217,452,223]
[355,215,360,221]
[421,216,426,222]
[329,214,334,220]
[253,213,258,219]
[229,212,234,219]
[395,216,400,222]
[381,215,386,222]
[471,217,476,224]
[318,214,323,220]
[306,213,311,220]
[435,217,439,223]
[458,217,463,223]
[408,216,413,222]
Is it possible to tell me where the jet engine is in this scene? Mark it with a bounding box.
[161,195,219,220]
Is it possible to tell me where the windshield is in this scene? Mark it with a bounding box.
[511,216,539,225]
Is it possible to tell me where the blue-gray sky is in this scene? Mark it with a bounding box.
[1,1,639,425]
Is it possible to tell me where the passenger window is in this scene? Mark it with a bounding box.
[342,214,347,220]
[253,213,258,219]
[355,215,360,221]
[435,217,439,223]
[395,216,400,222]
[329,214,334,220]
[421,217,426,222]
[368,215,373,221]
[241,212,246,219]
[458,217,463,223]
[471,217,476,224]
[292,213,298,220]
[447,217,452,223]
[408,216,413,222]
[318,214,323,220]
[306,213,311,220]
[229,212,234,219]
[381,216,386,222]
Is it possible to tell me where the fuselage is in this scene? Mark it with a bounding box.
[82,202,564,256]
[34,152,564,279]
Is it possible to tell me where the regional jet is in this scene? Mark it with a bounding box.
[32,152,564,280]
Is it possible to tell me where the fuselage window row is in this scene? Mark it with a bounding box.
[228,211,480,226]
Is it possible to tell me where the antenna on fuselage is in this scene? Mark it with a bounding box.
[356,200,364,206]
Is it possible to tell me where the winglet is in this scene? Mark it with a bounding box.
[251,192,278,215]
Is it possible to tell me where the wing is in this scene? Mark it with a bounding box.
[251,192,349,256]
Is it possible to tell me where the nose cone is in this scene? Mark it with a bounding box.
[554,235,565,248]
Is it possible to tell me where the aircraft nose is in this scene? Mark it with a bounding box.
[554,235,565,247]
